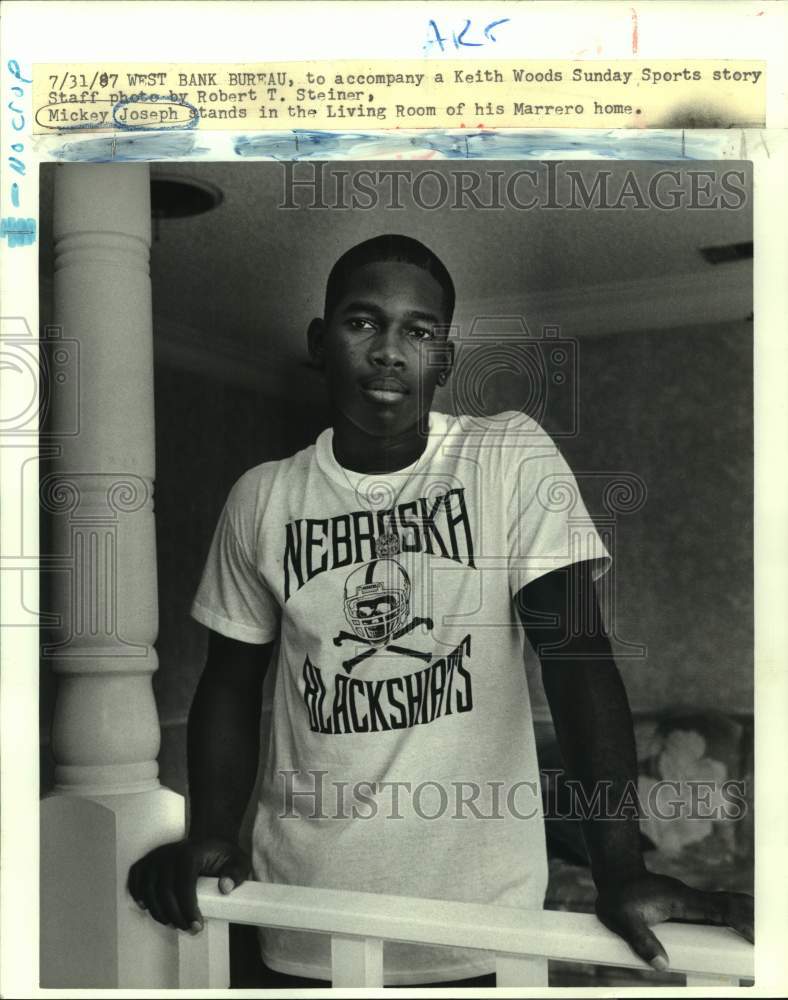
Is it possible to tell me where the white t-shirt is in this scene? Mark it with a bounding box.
[190,409,611,985]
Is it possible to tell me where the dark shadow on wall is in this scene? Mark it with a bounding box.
[152,362,331,795]
[151,362,330,727]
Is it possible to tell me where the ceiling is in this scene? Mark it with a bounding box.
[38,159,752,398]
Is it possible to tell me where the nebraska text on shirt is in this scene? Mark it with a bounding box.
[282,487,476,601]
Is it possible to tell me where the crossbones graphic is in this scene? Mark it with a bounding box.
[333,616,434,673]
[334,558,434,673]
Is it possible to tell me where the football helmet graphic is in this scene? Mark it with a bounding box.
[343,558,411,644]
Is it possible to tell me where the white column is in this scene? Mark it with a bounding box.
[40,164,184,988]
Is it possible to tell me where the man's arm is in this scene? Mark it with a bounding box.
[517,560,753,970]
[187,630,271,842]
[127,630,274,932]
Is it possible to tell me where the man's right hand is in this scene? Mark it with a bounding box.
[127,837,251,933]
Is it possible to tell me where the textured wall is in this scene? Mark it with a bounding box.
[499,319,754,717]
[575,319,752,714]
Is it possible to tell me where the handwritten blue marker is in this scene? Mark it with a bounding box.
[425,17,510,52]
[51,132,205,161]
[1,216,36,248]
[454,19,483,47]
[483,18,510,41]
[7,60,32,84]
[6,60,31,220]
[234,129,713,164]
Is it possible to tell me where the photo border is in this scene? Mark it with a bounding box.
[2,3,786,996]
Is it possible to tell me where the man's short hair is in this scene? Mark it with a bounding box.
[324,234,455,323]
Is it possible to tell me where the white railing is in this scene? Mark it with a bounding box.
[177,879,754,988]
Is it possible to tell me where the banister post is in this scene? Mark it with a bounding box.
[40,163,184,988]
[178,920,230,988]
[331,935,385,987]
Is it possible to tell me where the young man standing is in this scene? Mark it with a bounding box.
[129,235,753,987]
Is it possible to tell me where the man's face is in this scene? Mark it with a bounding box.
[309,260,453,438]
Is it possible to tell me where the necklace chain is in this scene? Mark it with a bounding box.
[336,443,426,560]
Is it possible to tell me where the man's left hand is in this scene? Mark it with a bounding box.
[595,872,754,971]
